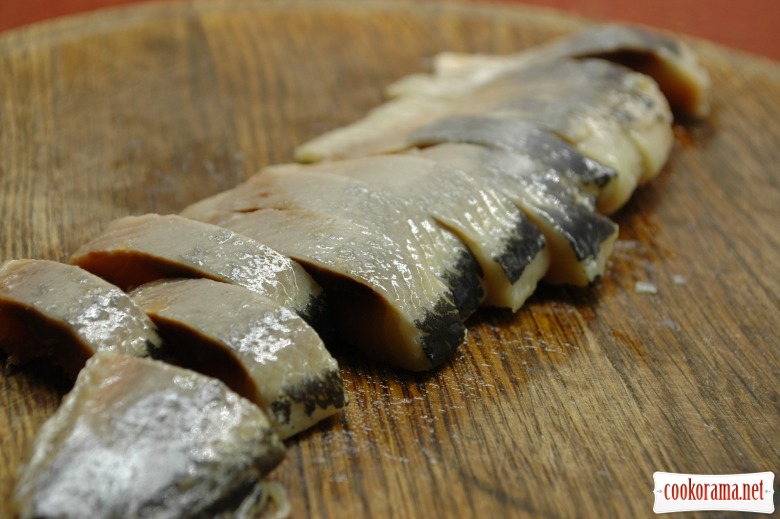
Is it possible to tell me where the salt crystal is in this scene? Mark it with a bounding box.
[635,281,658,294]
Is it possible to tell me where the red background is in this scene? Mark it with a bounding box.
[0,0,779,62]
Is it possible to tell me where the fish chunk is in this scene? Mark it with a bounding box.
[13,352,286,519]
[419,143,619,286]
[0,260,162,379]
[181,205,464,372]
[478,59,673,210]
[70,213,326,327]
[422,24,710,118]
[267,155,549,311]
[295,58,672,214]
[130,278,347,438]
[408,115,616,200]
[183,169,484,320]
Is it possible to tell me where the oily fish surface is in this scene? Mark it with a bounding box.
[407,114,617,199]
[425,24,710,118]
[407,115,620,285]
[295,58,672,214]
[418,143,619,287]
[70,213,325,325]
[481,59,673,205]
[183,170,484,320]
[265,156,549,312]
[13,352,285,519]
[181,200,465,372]
[0,259,161,379]
[130,278,347,439]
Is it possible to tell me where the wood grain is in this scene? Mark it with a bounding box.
[1,1,778,517]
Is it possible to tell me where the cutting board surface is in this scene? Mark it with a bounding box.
[1,1,778,517]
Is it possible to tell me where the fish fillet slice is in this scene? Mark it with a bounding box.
[0,260,162,379]
[183,169,484,319]
[423,24,710,118]
[130,278,347,439]
[181,205,464,372]
[13,352,286,519]
[408,115,616,199]
[419,143,619,286]
[70,213,326,326]
[295,58,672,214]
[268,155,549,311]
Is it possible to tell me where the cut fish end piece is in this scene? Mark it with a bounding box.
[574,128,645,215]
[309,264,465,371]
[540,221,619,286]
[0,259,162,379]
[70,213,326,327]
[130,278,347,439]
[482,244,551,312]
[182,207,466,372]
[13,352,285,519]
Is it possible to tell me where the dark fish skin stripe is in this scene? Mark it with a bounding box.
[564,207,618,262]
[299,263,464,371]
[270,369,347,425]
[536,182,618,262]
[416,297,467,368]
[410,115,615,188]
[300,292,329,332]
[520,128,616,189]
[441,248,484,320]
[494,217,547,283]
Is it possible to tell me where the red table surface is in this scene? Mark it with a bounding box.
[1,0,779,62]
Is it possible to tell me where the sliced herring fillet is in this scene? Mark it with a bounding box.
[409,115,616,199]
[419,143,619,286]
[183,169,484,319]
[423,24,710,118]
[13,352,286,519]
[267,156,549,311]
[180,205,464,372]
[0,260,162,379]
[482,59,673,211]
[130,278,347,439]
[295,58,672,214]
[70,213,325,326]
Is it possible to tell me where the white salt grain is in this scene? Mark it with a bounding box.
[635,281,658,294]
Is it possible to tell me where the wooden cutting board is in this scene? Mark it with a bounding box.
[1,1,778,517]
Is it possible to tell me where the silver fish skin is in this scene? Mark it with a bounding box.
[295,58,672,214]
[180,203,464,372]
[0,259,162,379]
[183,169,484,320]
[422,24,710,118]
[130,278,347,439]
[408,114,616,200]
[419,143,619,286]
[13,352,286,519]
[278,154,550,312]
[70,213,326,327]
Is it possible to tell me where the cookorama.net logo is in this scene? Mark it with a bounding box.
[653,472,775,514]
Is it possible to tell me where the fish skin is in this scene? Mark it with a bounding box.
[180,205,464,372]
[70,213,326,328]
[402,24,710,118]
[295,57,672,214]
[419,143,619,286]
[130,278,347,439]
[409,115,616,194]
[294,153,549,311]
[183,168,484,320]
[13,352,285,519]
[0,259,162,379]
